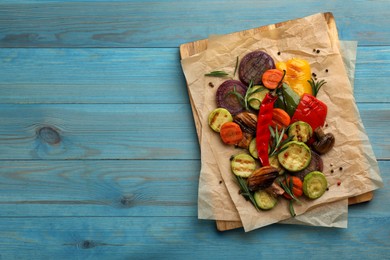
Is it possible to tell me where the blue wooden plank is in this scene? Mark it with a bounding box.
[0,160,199,217]
[0,48,187,104]
[0,1,389,47]
[0,104,199,160]
[0,46,389,104]
[0,215,388,259]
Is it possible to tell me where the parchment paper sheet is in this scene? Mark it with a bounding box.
[181,13,383,231]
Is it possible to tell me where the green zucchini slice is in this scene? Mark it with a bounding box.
[248,138,258,159]
[208,108,233,132]
[230,153,256,178]
[248,85,270,110]
[303,171,328,199]
[277,141,311,172]
[288,121,313,143]
[254,190,278,210]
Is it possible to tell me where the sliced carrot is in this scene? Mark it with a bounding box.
[283,176,303,200]
[219,122,243,145]
[262,69,284,90]
[271,108,291,129]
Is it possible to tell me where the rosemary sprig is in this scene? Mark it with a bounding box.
[243,79,254,111]
[236,175,260,211]
[233,56,239,76]
[225,80,255,111]
[225,85,246,107]
[278,175,302,217]
[268,126,294,157]
[205,70,229,77]
[308,77,327,97]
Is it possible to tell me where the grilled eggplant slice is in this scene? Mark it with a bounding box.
[216,80,248,115]
[238,50,275,85]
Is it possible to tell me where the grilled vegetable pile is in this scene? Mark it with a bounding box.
[207,51,335,216]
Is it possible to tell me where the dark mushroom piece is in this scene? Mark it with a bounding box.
[312,127,335,154]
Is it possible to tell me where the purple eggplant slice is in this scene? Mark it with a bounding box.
[238,50,275,85]
[216,80,248,115]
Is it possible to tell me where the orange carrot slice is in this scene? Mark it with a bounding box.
[219,122,243,145]
[271,108,291,129]
[262,69,284,89]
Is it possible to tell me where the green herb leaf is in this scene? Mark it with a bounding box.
[243,79,254,111]
[236,175,260,211]
[268,126,294,157]
[225,85,246,107]
[289,200,296,217]
[278,176,301,204]
[233,56,239,76]
[205,70,229,77]
[308,78,327,97]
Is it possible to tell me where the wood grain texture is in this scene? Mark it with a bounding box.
[0,1,390,47]
[0,48,187,104]
[0,215,389,259]
[0,104,199,160]
[0,160,199,217]
[0,0,388,258]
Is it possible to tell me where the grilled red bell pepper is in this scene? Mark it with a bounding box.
[291,93,327,131]
[256,92,278,166]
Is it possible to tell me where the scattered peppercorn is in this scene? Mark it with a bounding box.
[339,167,343,171]
[325,69,329,73]
[326,188,329,191]
[219,180,223,184]
[208,82,214,88]
[313,49,316,52]
[325,123,328,127]
[330,163,334,167]
[331,169,334,173]
[277,51,281,55]
[316,49,320,54]
[312,72,317,77]
[337,181,341,186]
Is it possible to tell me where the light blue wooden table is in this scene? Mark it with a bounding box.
[0,1,389,259]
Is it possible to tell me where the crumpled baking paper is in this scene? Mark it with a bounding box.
[181,13,383,232]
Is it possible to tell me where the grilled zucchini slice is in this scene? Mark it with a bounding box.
[208,108,233,132]
[277,141,311,172]
[230,153,256,178]
[254,190,278,210]
[288,121,313,143]
[303,171,328,199]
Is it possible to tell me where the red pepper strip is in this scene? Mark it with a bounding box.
[291,93,327,131]
[256,92,278,166]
